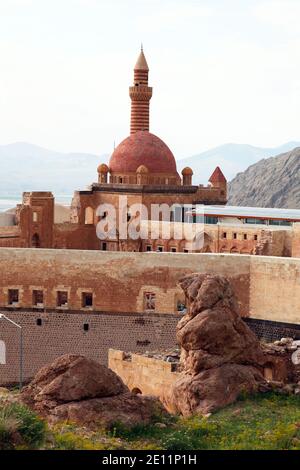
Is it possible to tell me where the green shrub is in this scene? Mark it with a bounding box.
[0,403,46,449]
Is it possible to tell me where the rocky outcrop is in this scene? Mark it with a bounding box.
[228,147,300,208]
[21,354,164,429]
[164,273,289,416]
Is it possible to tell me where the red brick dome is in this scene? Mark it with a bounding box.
[109,131,178,174]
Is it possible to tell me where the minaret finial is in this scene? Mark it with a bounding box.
[141,42,143,51]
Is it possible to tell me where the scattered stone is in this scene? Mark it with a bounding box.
[282,384,295,394]
[287,346,298,352]
[280,338,293,345]
[154,422,167,428]
[292,350,300,365]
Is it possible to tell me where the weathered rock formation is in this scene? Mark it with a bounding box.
[164,273,291,416]
[21,354,164,429]
[228,146,300,208]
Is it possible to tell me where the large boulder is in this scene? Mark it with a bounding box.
[22,354,126,407]
[21,354,165,428]
[164,273,283,416]
[49,393,161,429]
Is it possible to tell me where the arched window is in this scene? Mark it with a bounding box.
[85,207,94,225]
[32,233,40,248]
[0,341,6,364]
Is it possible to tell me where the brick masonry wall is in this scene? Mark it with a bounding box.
[0,310,180,386]
[245,318,300,343]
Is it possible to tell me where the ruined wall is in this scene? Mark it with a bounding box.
[108,349,178,398]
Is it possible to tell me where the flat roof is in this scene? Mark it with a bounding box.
[192,205,300,221]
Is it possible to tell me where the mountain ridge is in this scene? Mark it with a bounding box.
[228,147,300,209]
[0,141,299,196]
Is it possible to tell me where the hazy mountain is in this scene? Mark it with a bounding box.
[0,142,109,196]
[177,141,300,185]
[228,147,300,209]
[0,141,299,198]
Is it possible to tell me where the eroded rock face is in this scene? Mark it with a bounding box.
[167,364,265,416]
[21,354,164,429]
[177,274,266,373]
[164,274,275,416]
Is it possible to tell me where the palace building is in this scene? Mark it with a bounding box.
[0,48,228,252]
[0,48,300,256]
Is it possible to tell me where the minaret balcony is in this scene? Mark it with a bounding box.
[129,86,152,100]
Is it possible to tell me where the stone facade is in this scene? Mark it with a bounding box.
[0,249,299,321]
[0,249,250,316]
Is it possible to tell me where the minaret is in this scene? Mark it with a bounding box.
[129,46,153,135]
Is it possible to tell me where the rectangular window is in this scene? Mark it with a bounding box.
[245,218,267,225]
[254,234,258,241]
[233,233,237,239]
[33,290,44,307]
[8,289,19,305]
[171,247,177,252]
[223,232,227,239]
[144,292,156,311]
[184,249,189,253]
[157,246,163,252]
[244,234,247,240]
[82,292,93,308]
[57,291,68,307]
[146,245,152,252]
[269,219,292,226]
[101,242,107,251]
[204,216,218,225]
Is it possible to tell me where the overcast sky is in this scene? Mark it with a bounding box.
[0,0,299,158]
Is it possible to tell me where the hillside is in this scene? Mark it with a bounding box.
[228,147,300,209]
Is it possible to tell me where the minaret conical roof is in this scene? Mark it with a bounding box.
[134,48,149,71]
